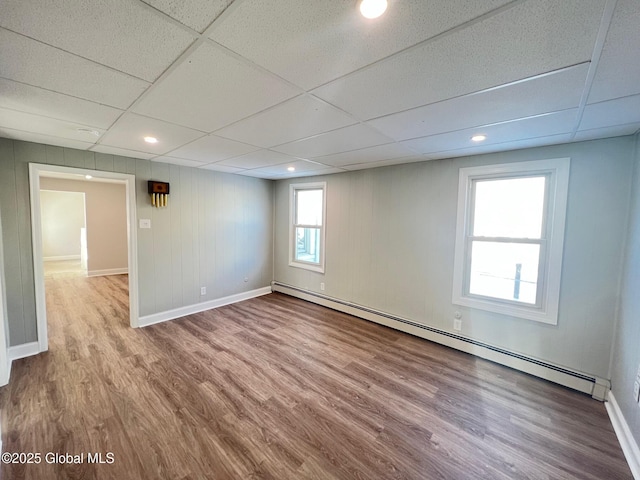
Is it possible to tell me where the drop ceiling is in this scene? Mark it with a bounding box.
[0,0,639,180]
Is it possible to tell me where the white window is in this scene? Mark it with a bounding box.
[289,182,326,273]
[452,158,570,324]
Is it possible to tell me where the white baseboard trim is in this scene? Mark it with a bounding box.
[43,255,80,262]
[138,286,272,328]
[606,392,640,479]
[0,361,9,387]
[88,268,128,277]
[273,282,609,399]
[3,341,42,387]
[8,341,40,361]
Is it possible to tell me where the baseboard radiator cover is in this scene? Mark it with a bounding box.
[272,282,609,400]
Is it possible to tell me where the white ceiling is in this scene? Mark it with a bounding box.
[0,0,638,180]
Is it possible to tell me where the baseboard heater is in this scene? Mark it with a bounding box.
[272,282,609,401]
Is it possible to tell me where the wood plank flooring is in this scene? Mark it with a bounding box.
[0,275,632,479]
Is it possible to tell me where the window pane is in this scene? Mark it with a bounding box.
[296,189,323,226]
[295,227,320,264]
[473,176,546,238]
[469,241,540,304]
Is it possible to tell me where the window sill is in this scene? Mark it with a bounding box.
[452,295,558,325]
[289,260,325,274]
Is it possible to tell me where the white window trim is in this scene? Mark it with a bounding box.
[452,158,570,325]
[289,182,326,274]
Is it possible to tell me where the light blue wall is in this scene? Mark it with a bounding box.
[274,137,635,379]
[610,132,640,445]
[0,138,274,346]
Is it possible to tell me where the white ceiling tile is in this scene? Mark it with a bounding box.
[0,127,95,150]
[0,0,196,82]
[424,134,574,161]
[401,110,578,154]
[342,156,429,171]
[141,0,233,33]
[580,94,640,132]
[574,123,640,142]
[245,159,331,176]
[313,143,418,167]
[313,0,604,120]
[167,134,259,163]
[133,42,300,132]
[214,95,357,148]
[277,167,346,178]
[0,78,123,130]
[198,163,245,173]
[273,124,392,158]
[588,0,640,103]
[210,0,512,90]
[151,157,207,168]
[368,64,590,141]
[236,169,283,179]
[89,144,157,160]
[218,150,300,169]
[98,113,204,155]
[0,108,108,143]
[0,29,149,109]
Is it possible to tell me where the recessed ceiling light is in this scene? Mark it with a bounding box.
[287,167,296,172]
[144,136,158,144]
[471,135,487,142]
[85,175,92,180]
[359,0,387,19]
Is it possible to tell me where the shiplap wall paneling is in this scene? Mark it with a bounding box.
[13,143,40,345]
[610,132,640,454]
[135,158,155,317]
[178,164,197,308]
[0,139,25,345]
[274,137,635,380]
[0,139,274,347]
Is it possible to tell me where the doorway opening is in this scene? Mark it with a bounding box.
[29,164,139,353]
[40,189,88,278]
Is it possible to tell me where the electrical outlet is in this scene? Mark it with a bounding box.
[244,277,248,283]
[320,283,325,291]
[633,381,640,403]
[200,287,206,296]
[453,318,462,331]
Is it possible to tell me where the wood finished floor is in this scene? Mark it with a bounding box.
[0,275,632,479]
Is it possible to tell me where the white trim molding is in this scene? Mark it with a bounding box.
[88,268,128,277]
[8,342,40,362]
[2,342,42,386]
[288,182,327,274]
[606,392,640,479]
[43,255,81,262]
[139,287,272,327]
[452,158,570,325]
[273,282,609,399]
[29,163,140,351]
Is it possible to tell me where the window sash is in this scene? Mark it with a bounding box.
[452,158,569,324]
[463,236,548,308]
[289,182,326,273]
[464,174,550,308]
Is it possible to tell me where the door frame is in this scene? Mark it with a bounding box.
[29,163,139,352]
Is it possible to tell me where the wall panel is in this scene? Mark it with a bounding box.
[274,137,635,379]
[0,138,273,346]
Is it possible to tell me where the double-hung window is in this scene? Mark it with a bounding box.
[289,182,326,273]
[452,158,570,324]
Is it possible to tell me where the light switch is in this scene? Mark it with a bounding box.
[139,219,151,229]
